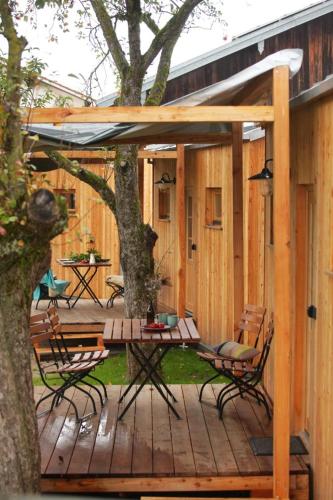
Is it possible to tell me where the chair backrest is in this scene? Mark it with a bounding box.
[236,304,266,348]
[30,311,53,345]
[46,306,71,363]
[255,320,274,376]
[30,312,56,372]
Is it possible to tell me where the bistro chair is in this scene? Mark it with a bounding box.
[214,320,274,419]
[31,311,107,422]
[106,274,124,308]
[33,269,70,310]
[197,304,266,402]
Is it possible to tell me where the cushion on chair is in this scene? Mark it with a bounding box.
[106,275,124,287]
[214,341,260,361]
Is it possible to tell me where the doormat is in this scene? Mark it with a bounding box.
[250,436,308,456]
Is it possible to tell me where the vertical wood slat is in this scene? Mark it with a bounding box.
[272,65,291,499]
[232,123,244,332]
[176,144,186,317]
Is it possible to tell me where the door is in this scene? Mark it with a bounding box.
[305,187,316,436]
[185,189,197,313]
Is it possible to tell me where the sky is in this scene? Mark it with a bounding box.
[11,0,324,99]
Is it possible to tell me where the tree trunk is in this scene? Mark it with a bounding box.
[0,264,41,493]
[114,143,158,379]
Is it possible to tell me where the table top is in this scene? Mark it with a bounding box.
[57,259,111,268]
[103,318,200,344]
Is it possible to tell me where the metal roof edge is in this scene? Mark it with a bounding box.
[98,0,333,106]
[290,73,333,107]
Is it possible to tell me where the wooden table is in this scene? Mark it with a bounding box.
[103,318,201,419]
[57,260,111,308]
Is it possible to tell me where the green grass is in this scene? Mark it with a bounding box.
[33,347,227,386]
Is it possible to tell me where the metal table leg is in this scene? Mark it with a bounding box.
[118,343,181,420]
[68,266,104,308]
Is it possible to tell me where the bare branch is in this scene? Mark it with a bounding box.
[142,0,202,72]
[90,0,129,79]
[141,11,159,35]
[47,151,117,216]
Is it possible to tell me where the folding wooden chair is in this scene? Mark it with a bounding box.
[197,304,266,402]
[31,312,106,422]
[215,320,274,419]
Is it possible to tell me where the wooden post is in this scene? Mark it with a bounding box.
[272,65,291,499]
[176,144,186,317]
[232,122,244,330]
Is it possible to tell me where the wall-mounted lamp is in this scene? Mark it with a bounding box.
[248,158,273,196]
[154,172,176,185]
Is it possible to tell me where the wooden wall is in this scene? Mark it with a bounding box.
[153,140,265,346]
[290,95,333,499]
[244,96,333,499]
[36,165,120,299]
[161,12,333,103]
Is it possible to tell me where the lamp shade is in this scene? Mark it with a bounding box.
[248,158,273,181]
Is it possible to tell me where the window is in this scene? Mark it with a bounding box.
[206,188,222,227]
[158,187,171,220]
[54,189,76,213]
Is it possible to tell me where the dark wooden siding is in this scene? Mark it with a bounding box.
[161,12,333,102]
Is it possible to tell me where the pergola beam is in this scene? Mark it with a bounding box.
[29,150,178,160]
[22,105,274,124]
[108,133,232,145]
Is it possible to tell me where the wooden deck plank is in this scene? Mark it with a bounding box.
[182,384,218,476]
[39,387,75,474]
[233,394,274,473]
[89,385,121,474]
[68,388,105,475]
[110,385,136,474]
[132,385,153,475]
[45,388,89,475]
[198,384,239,475]
[168,385,196,475]
[152,383,174,475]
[211,385,261,475]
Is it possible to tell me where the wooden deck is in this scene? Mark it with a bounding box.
[36,384,309,497]
[31,298,125,323]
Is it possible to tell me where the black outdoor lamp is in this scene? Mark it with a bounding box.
[154,172,176,185]
[248,158,273,196]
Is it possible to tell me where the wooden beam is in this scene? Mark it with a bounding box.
[29,150,178,159]
[232,122,244,330]
[176,144,186,317]
[40,475,276,493]
[109,133,232,145]
[272,65,291,499]
[22,106,274,124]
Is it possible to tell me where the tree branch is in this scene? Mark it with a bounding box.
[141,11,159,35]
[47,151,117,216]
[0,0,27,195]
[145,37,177,105]
[126,0,142,70]
[142,0,202,72]
[90,0,129,79]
